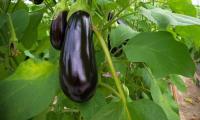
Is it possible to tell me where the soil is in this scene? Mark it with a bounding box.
[177,78,200,120]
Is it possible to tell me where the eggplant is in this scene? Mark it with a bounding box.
[107,12,114,21]
[60,11,98,102]
[50,11,68,50]
[31,0,43,4]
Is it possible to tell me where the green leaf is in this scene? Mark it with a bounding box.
[10,0,29,12]
[113,57,128,78]
[0,59,59,120]
[20,11,43,49]
[128,99,168,120]
[95,50,105,67]
[140,7,200,29]
[37,23,49,41]
[11,9,30,39]
[163,93,179,113]
[32,110,48,120]
[124,31,195,78]
[170,74,187,92]
[157,78,179,112]
[96,0,118,12]
[90,102,127,120]
[116,0,129,7]
[90,99,168,120]
[168,0,197,17]
[175,25,200,49]
[150,77,179,120]
[46,112,75,120]
[110,24,139,47]
[79,90,106,120]
[32,109,77,120]
[0,63,11,80]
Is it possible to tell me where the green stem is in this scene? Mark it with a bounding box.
[112,46,123,56]
[5,0,11,13]
[99,82,120,97]
[44,0,54,13]
[103,1,136,30]
[7,14,17,42]
[93,27,132,120]
[94,11,104,21]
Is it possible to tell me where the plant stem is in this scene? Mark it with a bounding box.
[44,0,54,13]
[7,14,17,42]
[113,47,123,56]
[5,0,11,13]
[93,27,125,101]
[152,0,155,6]
[93,26,132,120]
[103,1,136,30]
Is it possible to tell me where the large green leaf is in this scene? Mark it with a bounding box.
[79,90,106,120]
[124,31,195,78]
[90,102,127,120]
[140,7,200,29]
[135,67,179,120]
[168,0,196,17]
[90,99,167,120]
[46,112,75,120]
[150,77,179,120]
[21,12,43,49]
[96,0,118,12]
[110,24,139,47]
[9,0,29,12]
[175,25,200,49]
[116,0,129,7]
[128,99,168,120]
[11,9,30,39]
[0,63,11,80]
[0,59,59,120]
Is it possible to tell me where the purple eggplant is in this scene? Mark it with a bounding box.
[50,11,68,50]
[60,11,98,102]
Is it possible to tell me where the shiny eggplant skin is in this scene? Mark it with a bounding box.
[60,11,98,102]
[31,0,43,4]
[50,11,68,50]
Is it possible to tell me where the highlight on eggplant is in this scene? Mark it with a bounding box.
[50,11,68,50]
[60,11,98,102]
